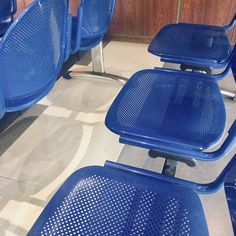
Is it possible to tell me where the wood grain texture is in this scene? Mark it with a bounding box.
[107,0,178,43]
[15,0,26,17]
[24,0,32,7]
[180,0,236,43]
[69,0,80,16]
[14,0,236,44]
[15,0,79,16]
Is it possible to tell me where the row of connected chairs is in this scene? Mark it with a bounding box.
[105,61,236,163]
[29,3,236,236]
[0,0,235,234]
[105,15,236,175]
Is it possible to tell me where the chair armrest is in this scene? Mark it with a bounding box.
[120,120,236,162]
[105,154,236,194]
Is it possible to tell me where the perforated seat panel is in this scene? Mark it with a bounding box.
[28,166,209,236]
[148,24,232,68]
[106,69,226,150]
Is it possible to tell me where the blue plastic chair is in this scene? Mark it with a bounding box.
[105,48,236,163]
[148,14,236,70]
[66,0,127,82]
[70,0,116,53]
[0,0,16,37]
[28,154,236,235]
[0,0,69,119]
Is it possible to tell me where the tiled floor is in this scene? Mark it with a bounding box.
[0,41,235,236]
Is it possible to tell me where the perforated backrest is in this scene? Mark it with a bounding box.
[79,0,115,38]
[0,0,68,112]
[224,160,236,235]
[0,0,16,21]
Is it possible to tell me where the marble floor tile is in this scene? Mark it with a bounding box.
[0,177,45,236]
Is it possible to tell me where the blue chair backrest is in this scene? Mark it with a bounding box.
[224,158,236,235]
[0,0,16,22]
[79,0,115,38]
[0,0,68,115]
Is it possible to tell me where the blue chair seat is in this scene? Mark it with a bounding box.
[28,165,209,236]
[148,24,232,69]
[106,69,226,151]
[5,79,55,112]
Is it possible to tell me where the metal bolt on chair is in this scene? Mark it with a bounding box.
[67,0,128,83]
[0,0,16,37]
[148,14,236,100]
[105,48,236,176]
[0,0,69,119]
[28,154,236,236]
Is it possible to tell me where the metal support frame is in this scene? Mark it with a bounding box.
[180,64,211,74]
[120,119,236,162]
[180,63,236,101]
[91,42,105,73]
[149,149,196,167]
[105,153,236,194]
[162,159,177,176]
[69,42,128,84]
[149,149,196,177]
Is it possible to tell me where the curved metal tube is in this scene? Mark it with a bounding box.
[120,120,236,162]
[105,154,236,194]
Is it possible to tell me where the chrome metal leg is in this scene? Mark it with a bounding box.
[148,149,197,167]
[220,90,236,101]
[69,41,128,83]
[91,42,105,73]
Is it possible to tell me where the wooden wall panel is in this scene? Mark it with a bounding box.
[107,0,178,43]
[14,0,236,44]
[15,0,26,17]
[69,0,79,16]
[180,0,236,44]
[15,0,79,16]
[24,0,32,7]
